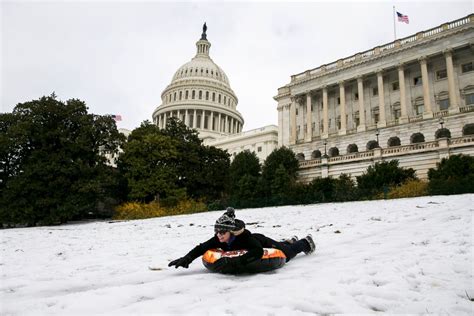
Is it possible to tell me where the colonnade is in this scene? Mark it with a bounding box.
[288,49,460,144]
[156,109,242,134]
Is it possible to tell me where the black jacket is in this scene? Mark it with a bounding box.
[185,229,264,266]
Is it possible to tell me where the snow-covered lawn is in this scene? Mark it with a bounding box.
[1,195,473,315]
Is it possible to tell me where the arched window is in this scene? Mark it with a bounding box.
[212,92,216,101]
[410,133,425,144]
[192,90,196,99]
[206,91,209,100]
[463,123,474,136]
[224,96,227,104]
[174,92,176,101]
[296,153,305,161]
[328,147,339,157]
[347,144,358,154]
[199,91,202,99]
[179,91,182,100]
[387,136,401,147]
[366,140,379,150]
[185,91,189,99]
[435,128,451,139]
[311,150,321,159]
[218,94,221,103]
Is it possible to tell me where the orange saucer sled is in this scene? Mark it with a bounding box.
[202,248,286,274]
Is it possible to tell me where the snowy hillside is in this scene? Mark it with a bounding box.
[1,195,473,315]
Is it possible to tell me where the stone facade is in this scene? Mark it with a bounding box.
[275,14,474,181]
[204,125,279,162]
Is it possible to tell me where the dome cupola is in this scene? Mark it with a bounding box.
[152,23,244,141]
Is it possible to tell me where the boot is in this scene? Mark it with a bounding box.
[303,234,316,255]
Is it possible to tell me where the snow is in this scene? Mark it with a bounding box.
[1,195,473,315]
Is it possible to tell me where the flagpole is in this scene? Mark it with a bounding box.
[393,6,397,40]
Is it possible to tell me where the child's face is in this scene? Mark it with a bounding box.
[217,231,231,243]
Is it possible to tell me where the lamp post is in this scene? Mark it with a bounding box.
[375,128,380,147]
[439,117,445,129]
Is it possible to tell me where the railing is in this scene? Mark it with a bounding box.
[409,115,423,123]
[433,110,449,118]
[289,14,473,84]
[460,105,474,113]
[298,136,474,169]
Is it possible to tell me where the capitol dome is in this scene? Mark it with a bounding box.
[152,24,244,140]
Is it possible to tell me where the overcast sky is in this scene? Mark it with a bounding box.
[1,0,472,132]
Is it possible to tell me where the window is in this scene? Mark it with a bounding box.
[224,96,227,104]
[296,108,299,115]
[436,69,447,80]
[416,104,424,115]
[466,93,474,105]
[392,82,399,91]
[174,92,176,101]
[212,92,215,101]
[413,76,422,86]
[192,90,195,99]
[257,146,262,152]
[218,94,221,103]
[439,99,449,110]
[373,87,378,96]
[185,91,189,99]
[199,91,202,99]
[337,97,340,105]
[354,93,359,100]
[206,91,209,100]
[179,91,182,100]
[462,62,473,73]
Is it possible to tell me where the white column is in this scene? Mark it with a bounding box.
[225,115,228,133]
[200,110,205,129]
[419,57,433,118]
[377,71,387,127]
[338,81,347,135]
[322,87,329,138]
[163,113,167,127]
[445,49,460,113]
[193,109,197,128]
[398,64,409,123]
[210,111,214,131]
[184,110,188,127]
[357,77,367,132]
[157,115,161,128]
[218,113,222,132]
[305,92,312,142]
[290,98,297,144]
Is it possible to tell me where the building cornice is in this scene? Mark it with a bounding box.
[275,14,473,100]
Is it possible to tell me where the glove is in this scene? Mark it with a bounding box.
[168,256,192,269]
[213,256,242,274]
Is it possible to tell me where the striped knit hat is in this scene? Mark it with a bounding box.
[214,207,245,235]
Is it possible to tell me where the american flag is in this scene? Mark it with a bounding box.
[111,114,122,121]
[397,11,409,24]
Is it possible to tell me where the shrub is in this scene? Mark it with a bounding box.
[357,160,417,199]
[385,179,428,199]
[428,154,474,195]
[113,198,207,220]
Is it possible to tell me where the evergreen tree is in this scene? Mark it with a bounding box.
[428,154,474,195]
[356,160,416,199]
[0,95,124,226]
[229,150,261,196]
[261,147,299,197]
[117,121,183,204]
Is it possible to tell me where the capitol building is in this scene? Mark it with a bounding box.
[153,15,474,181]
[275,14,474,181]
[152,24,278,162]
